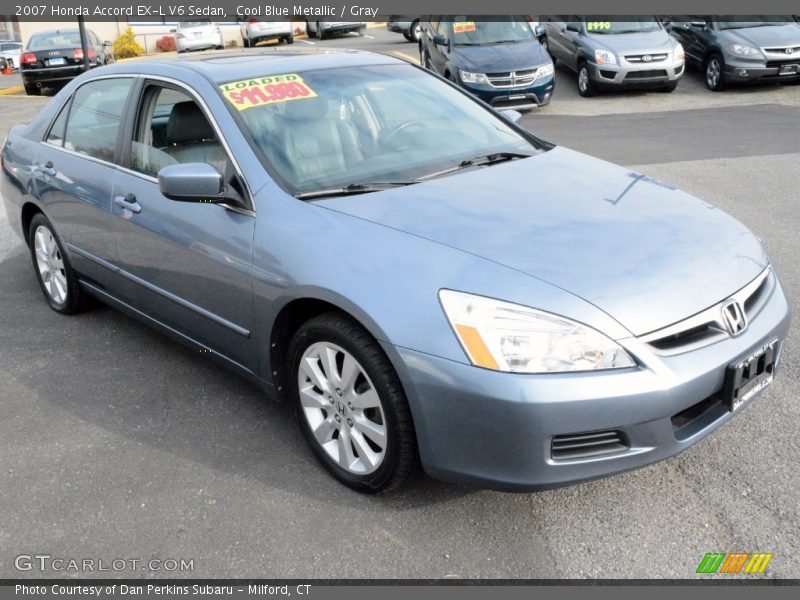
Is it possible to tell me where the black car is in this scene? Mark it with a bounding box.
[20,29,114,96]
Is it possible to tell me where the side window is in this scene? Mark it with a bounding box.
[45,101,71,146]
[63,78,133,162]
[130,84,231,181]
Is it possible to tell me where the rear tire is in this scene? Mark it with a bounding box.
[28,213,87,315]
[243,37,250,48]
[288,312,417,493]
[24,84,41,96]
[286,35,294,44]
[307,24,317,39]
[317,24,326,40]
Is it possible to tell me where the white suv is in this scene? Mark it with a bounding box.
[240,20,294,46]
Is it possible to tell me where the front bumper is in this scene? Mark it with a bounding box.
[723,57,800,82]
[461,75,555,110]
[589,59,685,87]
[391,275,790,491]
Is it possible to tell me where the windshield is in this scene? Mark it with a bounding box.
[28,31,81,50]
[718,16,796,30]
[450,17,535,46]
[1,43,21,52]
[181,20,212,29]
[584,17,662,34]
[223,64,541,196]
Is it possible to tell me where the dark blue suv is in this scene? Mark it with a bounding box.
[419,17,555,110]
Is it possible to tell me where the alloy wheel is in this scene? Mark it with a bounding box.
[297,341,388,475]
[33,225,67,305]
[412,22,422,42]
[706,58,721,89]
[578,67,589,93]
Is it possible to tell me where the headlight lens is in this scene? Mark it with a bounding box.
[594,49,617,65]
[674,42,685,62]
[439,290,636,374]
[459,70,489,84]
[534,62,555,80]
[730,43,761,57]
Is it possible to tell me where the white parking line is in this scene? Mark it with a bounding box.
[300,40,315,45]
[364,35,375,39]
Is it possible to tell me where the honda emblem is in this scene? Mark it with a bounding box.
[721,299,747,336]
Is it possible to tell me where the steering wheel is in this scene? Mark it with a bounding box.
[382,119,427,147]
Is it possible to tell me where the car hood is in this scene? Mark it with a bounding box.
[453,40,549,71]
[588,30,674,54]
[320,147,768,337]
[720,23,800,48]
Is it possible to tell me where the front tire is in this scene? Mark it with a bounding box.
[28,213,87,314]
[705,53,725,91]
[577,63,596,97]
[288,312,417,493]
[317,24,326,40]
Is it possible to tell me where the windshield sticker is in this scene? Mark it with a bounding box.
[453,21,477,33]
[219,74,317,111]
[586,21,612,31]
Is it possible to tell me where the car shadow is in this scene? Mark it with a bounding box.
[0,251,476,508]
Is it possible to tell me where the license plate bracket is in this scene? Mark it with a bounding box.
[47,57,66,66]
[723,338,779,412]
[779,64,799,75]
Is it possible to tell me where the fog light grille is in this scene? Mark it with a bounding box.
[551,430,628,461]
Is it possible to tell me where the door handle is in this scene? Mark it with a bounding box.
[37,161,56,176]
[114,193,141,214]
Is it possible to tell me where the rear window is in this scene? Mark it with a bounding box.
[1,42,21,51]
[28,31,82,50]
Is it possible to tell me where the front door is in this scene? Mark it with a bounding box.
[109,81,257,371]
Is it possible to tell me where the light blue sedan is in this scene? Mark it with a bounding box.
[1,49,790,492]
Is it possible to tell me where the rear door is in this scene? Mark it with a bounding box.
[108,79,257,371]
[33,76,135,288]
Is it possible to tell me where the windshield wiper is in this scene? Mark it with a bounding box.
[294,181,418,200]
[417,152,533,180]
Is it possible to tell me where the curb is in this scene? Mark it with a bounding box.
[0,85,24,96]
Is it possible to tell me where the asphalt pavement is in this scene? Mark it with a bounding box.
[0,28,798,579]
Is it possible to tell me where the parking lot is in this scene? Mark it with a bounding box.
[1,27,799,579]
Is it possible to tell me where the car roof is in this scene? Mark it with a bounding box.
[100,48,407,83]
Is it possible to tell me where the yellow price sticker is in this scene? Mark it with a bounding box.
[586,21,612,31]
[453,21,477,33]
[219,74,317,112]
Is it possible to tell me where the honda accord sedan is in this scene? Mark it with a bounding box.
[1,49,790,493]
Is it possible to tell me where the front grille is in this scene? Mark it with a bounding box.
[486,69,537,89]
[625,53,668,63]
[671,390,725,441]
[763,45,800,56]
[551,430,629,461]
[624,69,668,80]
[640,267,773,356]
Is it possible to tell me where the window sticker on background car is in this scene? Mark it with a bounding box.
[453,21,477,33]
[219,74,317,111]
[586,21,612,31]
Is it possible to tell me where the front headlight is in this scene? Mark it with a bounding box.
[439,290,636,374]
[459,70,489,84]
[730,43,761,57]
[594,49,617,65]
[533,62,555,80]
[674,42,685,62]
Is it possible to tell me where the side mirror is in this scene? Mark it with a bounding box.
[158,163,224,203]
[566,22,581,33]
[169,28,177,33]
[534,25,546,40]
[103,40,113,47]
[433,33,448,46]
[499,109,523,124]
[689,21,709,30]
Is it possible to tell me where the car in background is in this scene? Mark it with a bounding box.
[0,40,22,69]
[240,19,294,46]
[387,17,422,42]
[173,20,224,53]
[663,16,800,90]
[419,16,555,110]
[20,29,113,96]
[305,21,366,40]
[541,16,684,96]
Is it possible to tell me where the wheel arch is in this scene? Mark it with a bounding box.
[20,201,43,245]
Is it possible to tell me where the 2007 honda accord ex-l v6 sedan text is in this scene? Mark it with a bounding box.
[1,49,790,493]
